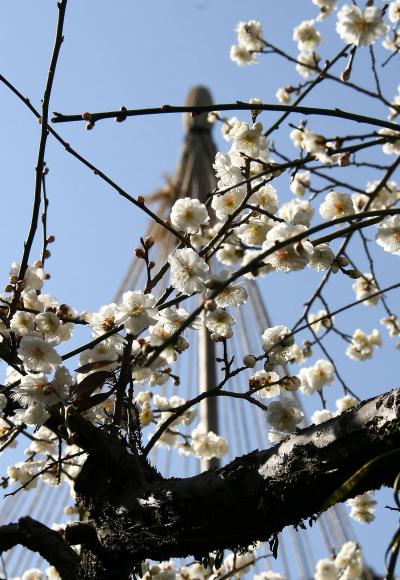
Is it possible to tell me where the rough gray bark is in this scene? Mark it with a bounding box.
[61,387,400,579]
[0,516,79,578]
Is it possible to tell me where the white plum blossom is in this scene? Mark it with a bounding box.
[347,491,376,523]
[168,248,209,294]
[308,244,336,272]
[276,87,291,104]
[235,20,264,51]
[352,273,379,306]
[299,359,334,394]
[293,20,322,51]
[335,395,358,414]
[237,216,272,246]
[290,128,305,149]
[26,426,57,455]
[279,198,314,226]
[307,310,333,333]
[336,4,388,46]
[12,366,70,407]
[224,550,256,578]
[78,340,119,372]
[346,328,381,361]
[9,261,45,291]
[12,403,50,426]
[10,311,35,336]
[334,541,362,578]
[190,424,228,460]
[261,325,294,363]
[212,189,246,219]
[213,272,248,308]
[18,334,62,373]
[220,116,240,141]
[319,191,354,220]
[267,395,304,433]
[366,179,400,209]
[311,409,333,425]
[7,462,37,490]
[290,170,310,196]
[230,44,257,66]
[248,183,279,214]
[389,0,400,23]
[381,314,400,337]
[241,249,273,279]
[379,128,400,155]
[296,51,320,78]
[116,291,158,334]
[383,30,400,53]
[303,129,334,164]
[312,0,336,21]
[250,370,280,398]
[151,307,194,338]
[87,303,120,336]
[170,197,209,234]
[216,242,243,266]
[352,179,400,212]
[376,215,400,255]
[263,223,314,272]
[205,308,236,338]
[213,152,243,188]
[35,312,73,345]
[314,558,338,580]
[233,122,268,158]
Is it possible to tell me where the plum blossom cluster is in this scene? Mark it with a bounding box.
[230,20,264,66]
[346,329,381,362]
[311,394,358,425]
[347,491,376,524]
[135,391,227,460]
[139,545,284,580]
[314,541,363,579]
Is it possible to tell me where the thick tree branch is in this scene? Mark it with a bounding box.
[0,516,79,578]
[71,388,400,569]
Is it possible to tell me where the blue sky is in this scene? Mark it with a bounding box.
[0,0,399,577]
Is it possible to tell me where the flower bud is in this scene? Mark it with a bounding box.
[135,248,146,259]
[116,106,127,123]
[281,376,300,392]
[205,278,221,290]
[341,68,351,82]
[346,269,363,279]
[144,236,155,249]
[243,354,257,368]
[204,299,217,311]
[336,256,350,267]
[338,152,350,167]
[264,361,275,372]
